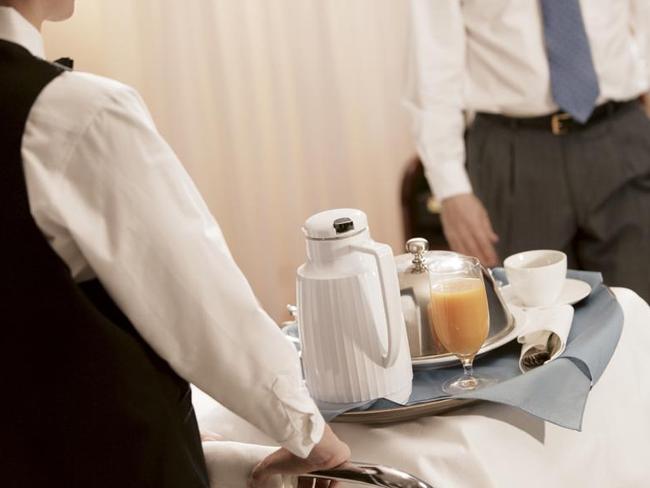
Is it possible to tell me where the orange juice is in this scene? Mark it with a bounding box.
[429,277,489,358]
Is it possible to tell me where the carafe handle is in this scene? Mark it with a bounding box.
[352,242,404,367]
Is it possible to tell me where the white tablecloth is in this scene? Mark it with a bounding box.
[193,288,650,487]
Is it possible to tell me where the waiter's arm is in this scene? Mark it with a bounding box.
[40,83,324,459]
[404,0,498,265]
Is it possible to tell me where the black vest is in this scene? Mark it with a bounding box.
[0,40,208,487]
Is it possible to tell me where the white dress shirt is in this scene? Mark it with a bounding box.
[0,6,323,458]
[405,0,650,201]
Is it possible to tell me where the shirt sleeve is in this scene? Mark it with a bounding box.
[403,0,472,201]
[631,0,650,86]
[46,83,324,458]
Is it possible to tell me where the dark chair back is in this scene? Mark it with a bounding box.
[400,157,449,250]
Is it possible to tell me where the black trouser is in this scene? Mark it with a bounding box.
[466,101,650,302]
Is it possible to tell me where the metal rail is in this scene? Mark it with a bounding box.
[300,462,433,487]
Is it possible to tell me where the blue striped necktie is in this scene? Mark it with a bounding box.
[540,0,600,123]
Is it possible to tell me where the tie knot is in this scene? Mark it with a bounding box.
[54,57,74,70]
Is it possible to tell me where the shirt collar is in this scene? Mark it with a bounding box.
[0,6,45,58]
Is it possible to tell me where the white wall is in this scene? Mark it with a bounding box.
[43,0,416,322]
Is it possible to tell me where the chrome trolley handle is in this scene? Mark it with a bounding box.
[300,462,434,487]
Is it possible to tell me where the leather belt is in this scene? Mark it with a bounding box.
[476,100,638,135]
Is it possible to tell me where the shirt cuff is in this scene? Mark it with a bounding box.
[423,160,473,201]
[270,375,326,458]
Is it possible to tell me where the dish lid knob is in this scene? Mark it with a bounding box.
[405,237,429,272]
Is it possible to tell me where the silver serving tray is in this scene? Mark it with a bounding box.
[282,320,478,423]
[281,261,516,423]
[281,306,508,423]
[332,397,476,424]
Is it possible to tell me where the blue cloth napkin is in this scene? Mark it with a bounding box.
[317,270,623,430]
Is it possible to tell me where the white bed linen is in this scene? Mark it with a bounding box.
[194,288,650,487]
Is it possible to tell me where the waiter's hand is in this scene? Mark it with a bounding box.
[200,430,225,442]
[249,425,350,488]
[440,193,499,267]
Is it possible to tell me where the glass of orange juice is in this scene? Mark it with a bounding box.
[428,256,494,393]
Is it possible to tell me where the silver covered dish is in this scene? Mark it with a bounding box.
[396,238,514,365]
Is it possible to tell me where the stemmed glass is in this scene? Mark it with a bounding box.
[427,256,494,394]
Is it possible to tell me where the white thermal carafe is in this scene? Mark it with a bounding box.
[297,209,413,404]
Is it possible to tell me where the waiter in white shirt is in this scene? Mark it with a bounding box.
[406,0,650,302]
[0,1,349,486]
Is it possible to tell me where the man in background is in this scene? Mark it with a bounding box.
[406,0,650,302]
[0,1,349,486]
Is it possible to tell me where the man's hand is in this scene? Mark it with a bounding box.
[440,193,499,267]
[248,425,351,488]
[642,93,650,117]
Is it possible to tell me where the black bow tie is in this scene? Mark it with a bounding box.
[54,57,74,70]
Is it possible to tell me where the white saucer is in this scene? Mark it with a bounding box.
[411,307,527,369]
[500,278,592,309]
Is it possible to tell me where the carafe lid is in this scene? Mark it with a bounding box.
[302,208,368,240]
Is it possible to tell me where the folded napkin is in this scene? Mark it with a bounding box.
[516,305,574,373]
[202,441,296,488]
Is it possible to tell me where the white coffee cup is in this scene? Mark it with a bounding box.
[504,250,567,307]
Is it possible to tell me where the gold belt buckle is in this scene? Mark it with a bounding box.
[551,113,571,135]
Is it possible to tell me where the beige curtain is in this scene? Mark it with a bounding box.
[43,0,415,322]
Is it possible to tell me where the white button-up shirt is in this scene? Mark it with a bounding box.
[0,6,323,458]
[405,0,650,201]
